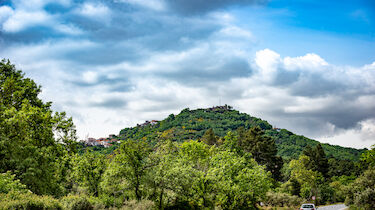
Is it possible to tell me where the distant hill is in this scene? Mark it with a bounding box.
[119,105,366,161]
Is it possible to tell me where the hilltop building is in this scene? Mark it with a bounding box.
[81,134,120,148]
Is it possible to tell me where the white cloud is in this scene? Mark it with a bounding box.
[0,6,14,24]
[54,23,83,35]
[217,26,253,40]
[5,41,375,148]
[319,120,375,149]
[0,1,80,34]
[254,49,280,82]
[209,12,235,25]
[4,39,97,63]
[283,53,328,71]
[283,96,336,113]
[75,2,111,22]
[115,0,165,11]
[82,71,99,84]
[359,119,375,141]
[1,1,374,149]
[2,10,51,32]
[11,0,71,10]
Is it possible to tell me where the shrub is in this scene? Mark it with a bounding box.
[121,199,155,210]
[0,192,62,210]
[353,188,375,209]
[345,168,375,209]
[0,172,28,194]
[98,194,127,208]
[87,196,106,210]
[60,194,93,210]
[264,191,304,207]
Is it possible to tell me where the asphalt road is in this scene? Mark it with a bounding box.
[317,204,347,210]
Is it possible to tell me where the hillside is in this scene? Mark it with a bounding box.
[119,105,366,161]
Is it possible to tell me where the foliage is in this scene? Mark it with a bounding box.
[0,59,77,195]
[264,191,304,207]
[119,106,365,161]
[287,155,322,203]
[71,151,107,196]
[0,172,28,194]
[361,145,375,168]
[2,60,372,209]
[0,192,62,210]
[201,128,218,145]
[102,140,152,201]
[121,199,155,210]
[329,175,356,203]
[209,149,272,209]
[303,144,329,177]
[328,158,358,177]
[345,167,375,209]
[60,194,93,210]
[238,126,283,180]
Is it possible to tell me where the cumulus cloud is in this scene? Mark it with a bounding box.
[0,0,374,148]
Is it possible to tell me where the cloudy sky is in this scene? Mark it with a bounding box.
[1,0,375,149]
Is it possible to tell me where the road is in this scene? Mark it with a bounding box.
[318,204,347,210]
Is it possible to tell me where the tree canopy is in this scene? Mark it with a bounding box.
[0,59,77,195]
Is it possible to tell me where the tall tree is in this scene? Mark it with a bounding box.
[72,150,107,196]
[201,128,218,146]
[108,140,152,201]
[0,59,77,195]
[314,144,329,177]
[238,126,283,180]
[303,144,329,177]
[361,144,375,168]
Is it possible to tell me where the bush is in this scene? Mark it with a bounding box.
[264,191,304,207]
[0,192,62,210]
[87,196,106,210]
[121,200,155,210]
[98,194,128,208]
[60,194,93,210]
[345,168,375,209]
[0,172,28,194]
[353,188,375,209]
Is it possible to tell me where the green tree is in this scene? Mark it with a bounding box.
[345,168,375,209]
[328,158,356,177]
[108,140,152,201]
[303,144,329,177]
[0,171,28,194]
[314,144,329,177]
[0,59,77,195]
[148,140,180,209]
[179,140,214,208]
[201,128,218,146]
[289,155,321,202]
[72,151,107,196]
[238,126,283,180]
[361,145,375,168]
[209,150,271,209]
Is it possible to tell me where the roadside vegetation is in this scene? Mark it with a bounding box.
[1,59,374,209]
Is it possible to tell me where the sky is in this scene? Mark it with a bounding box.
[0,0,375,149]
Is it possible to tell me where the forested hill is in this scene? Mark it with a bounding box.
[119,105,366,161]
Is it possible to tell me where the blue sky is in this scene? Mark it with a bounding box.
[1,0,374,148]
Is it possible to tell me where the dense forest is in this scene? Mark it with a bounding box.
[119,106,366,161]
[1,59,375,209]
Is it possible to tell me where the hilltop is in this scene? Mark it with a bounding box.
[119,105,366,161]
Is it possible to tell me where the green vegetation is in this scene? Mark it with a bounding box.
[119,106,366,161]
[1,59,374,209]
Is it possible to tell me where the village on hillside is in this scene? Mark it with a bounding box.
[80,134,120,148]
